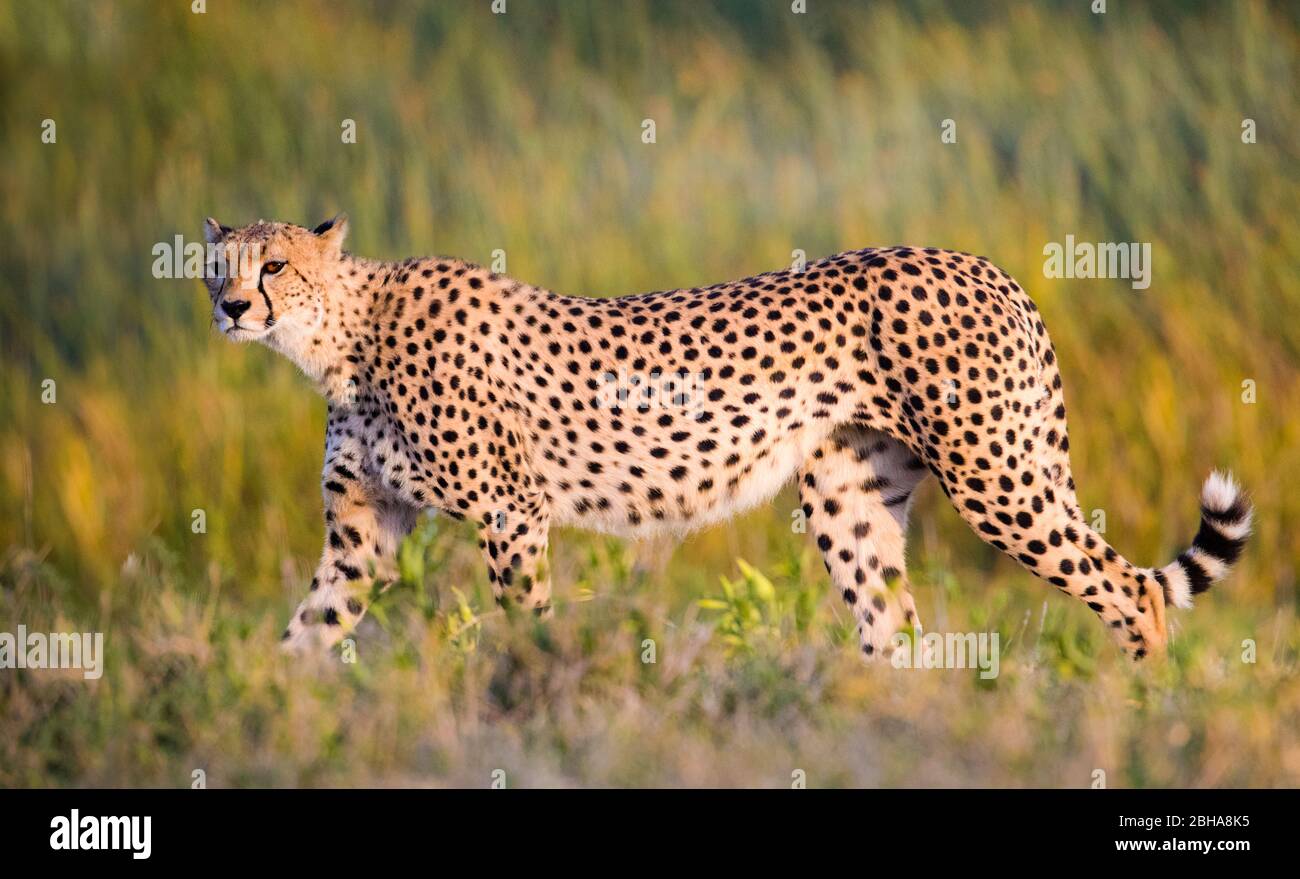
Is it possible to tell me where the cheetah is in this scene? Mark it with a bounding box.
[201,215,1252,660]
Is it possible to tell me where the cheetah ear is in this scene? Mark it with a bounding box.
[312,213,349,254]
[204,217,232,245]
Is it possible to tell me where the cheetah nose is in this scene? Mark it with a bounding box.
[221,299,252,321]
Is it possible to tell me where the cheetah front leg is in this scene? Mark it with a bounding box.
[281,444,417,654]
[798,427,930,659]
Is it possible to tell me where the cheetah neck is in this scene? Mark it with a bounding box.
[262,253,383,409]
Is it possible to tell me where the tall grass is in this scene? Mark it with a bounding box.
[1,1,1297,786]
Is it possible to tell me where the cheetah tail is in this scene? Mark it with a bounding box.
[1154,471,1253,610]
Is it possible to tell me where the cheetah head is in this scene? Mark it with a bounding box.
[201,215,348,342]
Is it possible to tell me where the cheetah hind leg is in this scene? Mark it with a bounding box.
[933,450,1253,660]
[475,490,554,616]
[797,427,930,659]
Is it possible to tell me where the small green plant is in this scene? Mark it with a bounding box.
[698,559,816,655]
[393,514,447,621]
[443,587,482,654]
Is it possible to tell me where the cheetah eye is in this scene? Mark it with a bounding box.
[262,260,286,275]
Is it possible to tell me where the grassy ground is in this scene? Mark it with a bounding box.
[1,1,1298,787]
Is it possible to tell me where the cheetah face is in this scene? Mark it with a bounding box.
[201,215,348,342]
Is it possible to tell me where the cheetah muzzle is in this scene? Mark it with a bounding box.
[200,215,1253,662]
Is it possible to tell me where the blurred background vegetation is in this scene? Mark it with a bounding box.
[1,0,1297,787]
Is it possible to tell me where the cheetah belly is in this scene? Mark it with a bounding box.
[686,420,831,532]
[546,416,834,540]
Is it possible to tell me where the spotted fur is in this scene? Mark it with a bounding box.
[201,215,1251,660]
